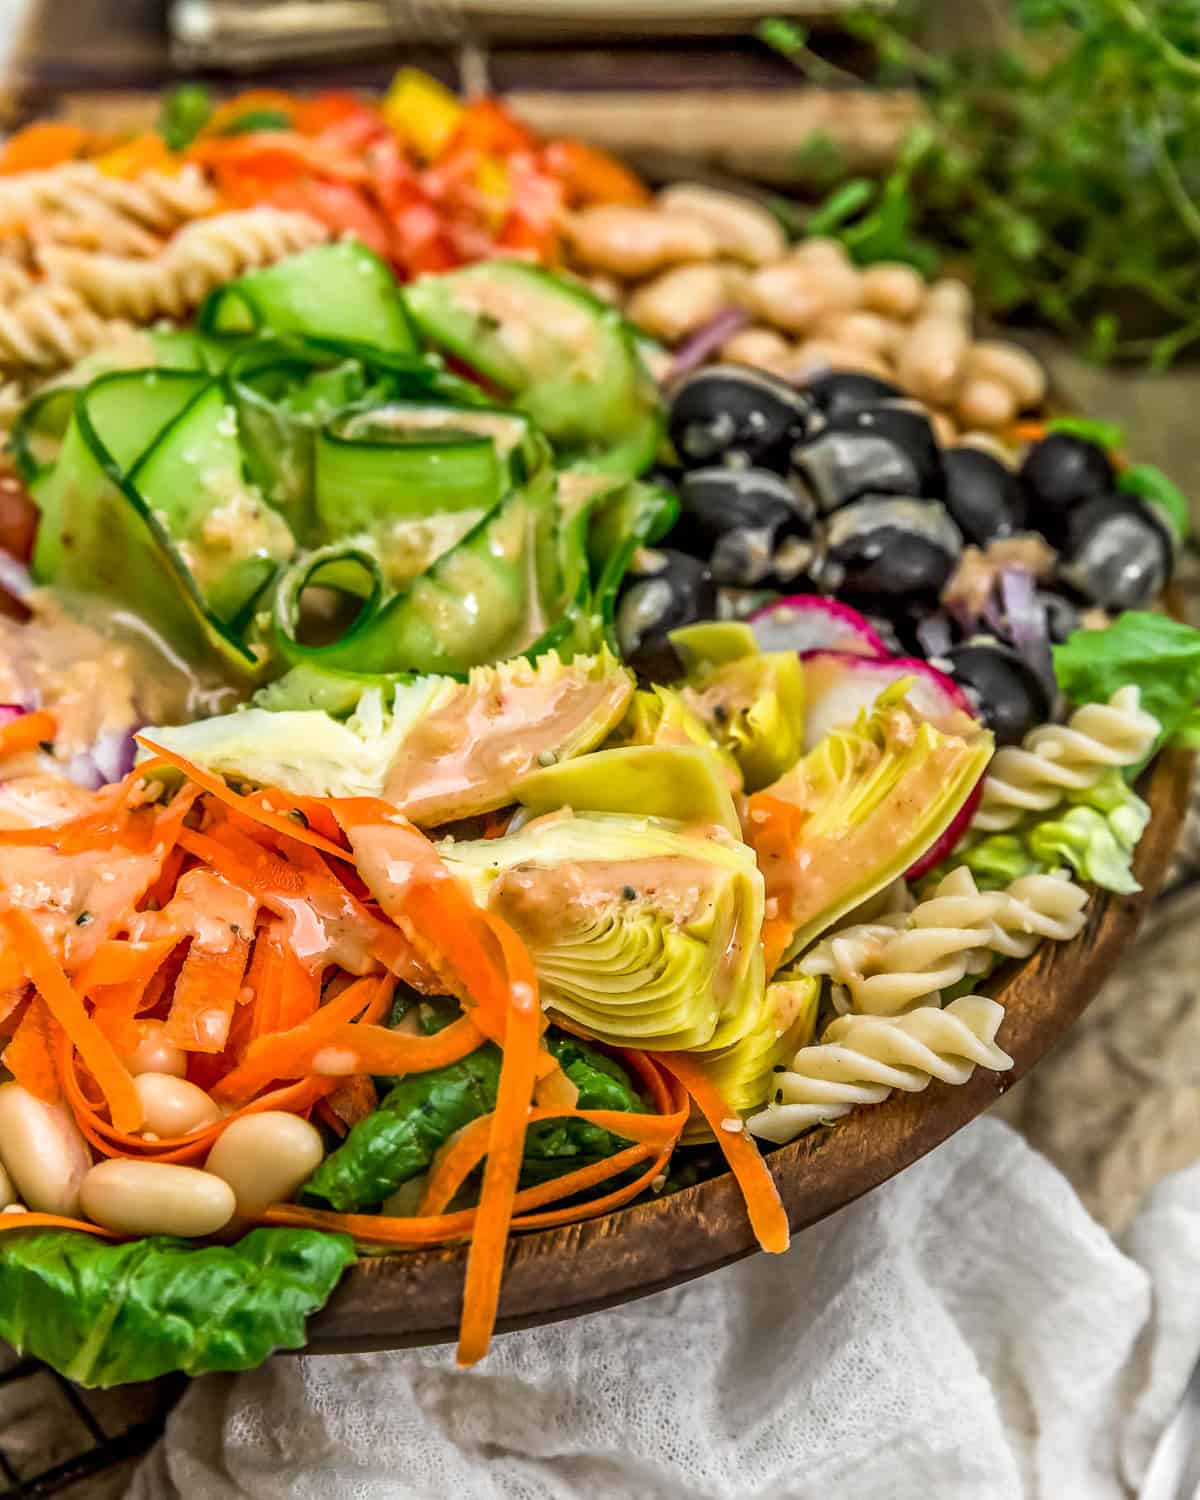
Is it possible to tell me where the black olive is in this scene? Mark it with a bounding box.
[803,370,903,419]
[945,637,1052,747]
[1019,433,1116,544]
[1057,494,1174,611]
[614,547,717,678]
[674,466,819,588]
[667,364,813,472]
[791,402,943,514]
[1035,589,1083,644]
[942,446,1027,546]
[821,496,963,599]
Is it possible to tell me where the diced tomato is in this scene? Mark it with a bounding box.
[443,98,536,159]
[188,132,369,184]
[0,122,89,174]
[541,138,650,207]
[367,137,459,274]
[294,91,386,153]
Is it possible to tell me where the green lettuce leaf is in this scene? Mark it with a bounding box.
[301,1032,642,1212]
[1053,612,1200,761]
[0,1227,355,1387]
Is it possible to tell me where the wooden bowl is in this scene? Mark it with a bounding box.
[307,744,1193,1354]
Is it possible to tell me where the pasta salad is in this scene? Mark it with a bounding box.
[0,76,1196,1387]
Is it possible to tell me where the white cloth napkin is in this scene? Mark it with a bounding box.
[128,1118,1200,1500]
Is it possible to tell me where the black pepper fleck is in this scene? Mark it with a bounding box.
[774,1088,784,1104]
[621,885,637,901]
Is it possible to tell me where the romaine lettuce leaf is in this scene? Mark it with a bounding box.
[0,1227,355,1387]
[1053,612,1200,762]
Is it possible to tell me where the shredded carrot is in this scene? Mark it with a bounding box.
[649,1051,790,1255]
[457,912,542,1367]
[302,1015,484,1078]
[1008,420,1047,445]
[420,1115,495,1216]
[275,943,322,1032]
[164,931,251,1054]
[137,739,351,860]
[0,1212,118,1238]
[212,973,394,1104]
[4,909,141,1133]
[0,710,56,760]
[74,938,176,996]
[3,996,62,1103]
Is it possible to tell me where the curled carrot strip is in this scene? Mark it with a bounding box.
[0,1213,118,1239]
[4,910,141,1134]
[650,1050,790,1255]
[136,738,351,861]
[0,709,56,760]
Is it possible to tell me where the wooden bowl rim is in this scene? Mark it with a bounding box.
[306,742,1193,1354]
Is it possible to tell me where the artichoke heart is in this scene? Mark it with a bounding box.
[141,649,633,825]
[680,651,806,793]
[750,682,992,970]
[442,812,764,1051]
[682,971,819,1142]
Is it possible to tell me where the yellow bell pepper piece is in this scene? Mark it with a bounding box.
[382,68,464,161]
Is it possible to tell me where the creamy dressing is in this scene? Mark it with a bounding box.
[374,509,481,587]
[0,590,234,770]
[451,280,605,385]
[384,669,630,824]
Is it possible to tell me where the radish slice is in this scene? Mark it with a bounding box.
[906,779,983,882]
[749,595,888,659]
[801,650,978,751]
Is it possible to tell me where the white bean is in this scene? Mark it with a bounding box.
[204,1111,325,1213]
[790,237,855,269]
[964,340,1047,409]
[656,184,787,265]
[816,309,903,358]
[959,429,1017,464]
[122,1021,187,1079]
[564,205,717,278]
[80,1159,235,1238]
[957,376,1018,430]
[134,1074,222,1138]
[0,1164,18,1211]
[719,325,794,377]
[749,257,860,334]
[789,340,892,382]
[860,262,927,320]
[626,263,748,344]
[896,316,969,405]
[923,278,973,321]
[0,1084,92,1217]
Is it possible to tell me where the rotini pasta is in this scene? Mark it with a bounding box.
[800,865,1088,1015]
[36,208,330,322]
[0,283,132,372]
[747,995,1014,1143]
[974,686,1159,832]
[0,163,218,256]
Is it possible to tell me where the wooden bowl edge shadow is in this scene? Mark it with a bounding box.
[305,743,1194,1355]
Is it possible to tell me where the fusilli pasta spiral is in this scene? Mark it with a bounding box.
[36,209,330,322]
[747,995,1013,1143]
[0,284,132,372]
[0,163,218,255]
[800,865,1087,1015]
[974,686,1159,832]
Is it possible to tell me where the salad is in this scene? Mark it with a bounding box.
[0,80,1197,1388]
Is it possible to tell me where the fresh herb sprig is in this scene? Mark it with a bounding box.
[761,4,1200,367]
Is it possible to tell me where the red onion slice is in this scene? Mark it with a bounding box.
[0,704,23,726]
[999,566,1055,696]
[749,594,888,658]
[0,551,34,603]
[915,613,953,660]
[666,306,751,384]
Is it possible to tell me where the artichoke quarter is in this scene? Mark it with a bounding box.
[442,811,765,1052]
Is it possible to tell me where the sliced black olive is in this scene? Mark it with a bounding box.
[615,547,717,678]
[821,496,963,599]
[942,446,1027,546]
[1057,494,1174,611]
[667,364,813,472]
[791,402,943,514]
[674,466,819,588]
[802,370,903,419]
[1035,589,1083,644]
[1019,433,1116,544]
[945,637,1052,747]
